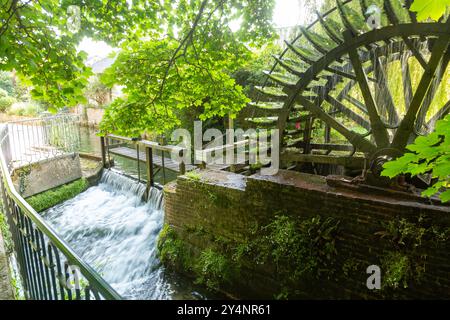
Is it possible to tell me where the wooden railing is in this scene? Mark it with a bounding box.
[100,134,188,193]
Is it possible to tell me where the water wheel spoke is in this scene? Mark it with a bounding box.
[325,95,371,130]
[316,10,344,45]
[385,0,411,25]
[373,56,399,125]
[404,38,428,69]
[284,40,318,65]
[300,27,336,54]
[298,95,376,153]
[272,55,307,77]
[415,56,450,133]
[384,0,427,68]
[342,94,368,114]
[392,18,450,150]
[401,53,414,110]
[344,30,390,147]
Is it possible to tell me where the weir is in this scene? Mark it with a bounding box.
[41,170,176,299]
[40,170,211,299]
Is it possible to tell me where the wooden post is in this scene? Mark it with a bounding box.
[136,144,141,183]
[178,149,186,175]
[228,114,236,173]
[145,146,154,190]
[161,151,166,185]
[100,136,107,168]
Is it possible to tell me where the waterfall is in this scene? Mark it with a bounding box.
[100,170,147,201]
[41,170,182,299]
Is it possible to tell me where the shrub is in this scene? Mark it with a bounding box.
[0,96,16,112]
[0,72,14,96]
[0,88,8,98]
[195,248,233,290]
[7,102,44,117]
[157,224,190,270]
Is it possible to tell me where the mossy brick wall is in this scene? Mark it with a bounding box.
[163,170,450,299]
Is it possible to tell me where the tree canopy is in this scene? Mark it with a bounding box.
[1,0,275,131]
[0,0,156,110]
[99,0,276,135]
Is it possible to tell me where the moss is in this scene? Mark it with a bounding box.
[157,224,191,271]
[194,248,234,290]
[26,178,89,212]
[209,192,231,209]
[382,252,413,289]
[185,171,202,182]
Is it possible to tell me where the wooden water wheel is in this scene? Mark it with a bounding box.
[247,0,450,184]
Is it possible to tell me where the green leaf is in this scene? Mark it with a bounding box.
[381,153,418,178]
[440,190,450,203]
[410,0,450,21]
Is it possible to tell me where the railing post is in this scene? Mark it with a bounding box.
[145,146,154,192]
[228,114,236,173]
[136,144,141,183]
[179,150,186,175]
[100,136,107,168]
[161,152,166,185]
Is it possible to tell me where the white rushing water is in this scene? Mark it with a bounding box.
[43,170,187,299]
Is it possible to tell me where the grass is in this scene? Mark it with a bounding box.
[26,178,89,212]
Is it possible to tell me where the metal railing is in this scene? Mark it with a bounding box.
[7,115,81,170]
[0,125,121,300]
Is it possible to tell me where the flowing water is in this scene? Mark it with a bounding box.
[42,170,210,300]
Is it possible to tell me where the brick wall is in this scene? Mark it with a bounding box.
[164,169,450,299]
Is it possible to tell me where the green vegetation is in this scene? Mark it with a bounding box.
[376,216,450,290]
[0,207,24,300]
[0,96,16,113]
[6,102,44,117]
[194,248,234,290]
[0,71,14,96]
[26,178,89,212]
[382,115,450,203]
[410,0,450,21]
[0,207,12,253]
[98,1,276,136]
[158,214,340,297]
[185,171,202,182]
[252,215,340,293]
[382,252,413,289]
[0,1,150,109]
[157,224,190,271]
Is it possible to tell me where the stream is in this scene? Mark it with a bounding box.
[42,170,210,300]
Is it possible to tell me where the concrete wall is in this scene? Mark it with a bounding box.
[86,108,104,126]
[164,169,450,299]
[12,153,82,198]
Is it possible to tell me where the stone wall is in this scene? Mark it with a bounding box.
[164,169,450,299]
[12,153,82,198]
